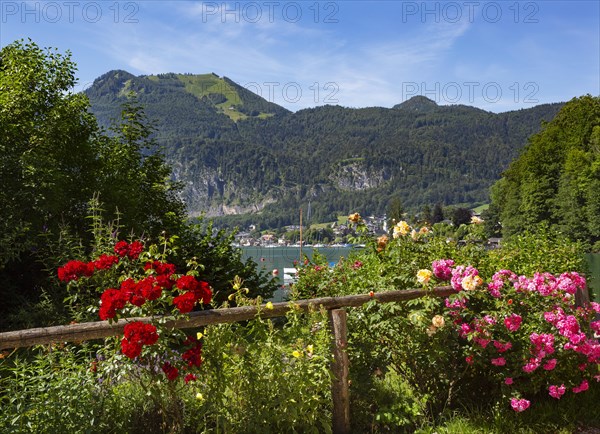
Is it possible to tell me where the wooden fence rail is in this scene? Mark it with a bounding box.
[0,286,462,434]
[0,287,456,350]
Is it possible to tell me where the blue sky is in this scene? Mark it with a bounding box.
[1,1,598,112]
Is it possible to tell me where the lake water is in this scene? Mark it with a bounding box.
[241,246,356,301]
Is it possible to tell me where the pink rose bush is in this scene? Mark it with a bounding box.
[425,259,599,412]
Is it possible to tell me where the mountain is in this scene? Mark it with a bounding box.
[85,70,564,229]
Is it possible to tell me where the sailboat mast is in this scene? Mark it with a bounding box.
[299,207,303,262]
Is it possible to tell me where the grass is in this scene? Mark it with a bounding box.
[414,384,600,434]
[471,203,490,214]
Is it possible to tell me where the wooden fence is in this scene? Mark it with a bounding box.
[0,285,588,433]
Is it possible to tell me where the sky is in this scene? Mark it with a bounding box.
[1,0,599,112]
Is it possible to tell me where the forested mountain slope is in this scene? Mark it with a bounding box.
[86,70,564,228]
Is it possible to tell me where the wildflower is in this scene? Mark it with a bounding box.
[265,301,274,310]
[306,344,314,354]
[369,290,374,297]
[510,398,530,412]
[292,350,302,358]
[505,377,513,385]
[432,315,445,328]
[417,269,433,285]
[196,392,204,401]
[196,332,203,340]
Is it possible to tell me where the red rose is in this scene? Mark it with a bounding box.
[162,362,179,381]
[93,254,119,270]
[173,291,196,313]
[58,260,94,282]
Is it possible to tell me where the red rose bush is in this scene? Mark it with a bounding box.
[58,239,212,382]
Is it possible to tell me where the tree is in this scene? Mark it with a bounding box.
[386,197,404,229]
[452,207,472,227]
[490,95,600,242]
[431,203,445,224]
[0,39,99,265]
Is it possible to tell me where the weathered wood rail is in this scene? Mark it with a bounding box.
[0,286,506,433]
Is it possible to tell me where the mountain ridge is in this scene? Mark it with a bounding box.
[85,70,565,228]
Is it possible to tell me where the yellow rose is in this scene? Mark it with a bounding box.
[461,275,483,291]
[432,315,445,328]
[393,221,411,238]
[348,213,361,223]
[377,235,389,250]
[416,269,433,285]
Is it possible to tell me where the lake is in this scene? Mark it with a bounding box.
[241,245,357,301]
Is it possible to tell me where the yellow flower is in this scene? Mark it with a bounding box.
[419,226,430,234]
[461,275,483,291]
[196,332,203,340]
[348,213,361,224]
[306,344,314,353]
[292,350,302,358]
[471,216,483,225]
[416,269,433,285]
[411,229,418,240]
[377,235,389,250]
[196,392,204,401]
[228,293,235,301]
[393,221,411,238]
[426,325,438,336]
[432,315,445,328]
[265,301,274,310]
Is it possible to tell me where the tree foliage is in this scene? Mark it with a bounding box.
[0,40,275,330]
[490,95,600,244]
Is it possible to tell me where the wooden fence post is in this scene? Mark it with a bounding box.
[329,308,350,434]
